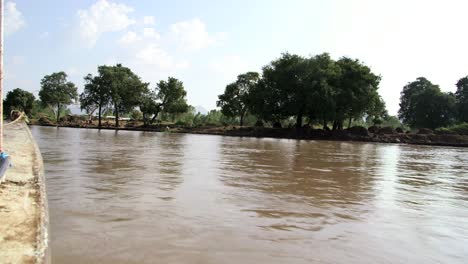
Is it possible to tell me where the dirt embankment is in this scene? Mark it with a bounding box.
[0,120,49,264]
[175,126,468,147]
[31,118,468,148]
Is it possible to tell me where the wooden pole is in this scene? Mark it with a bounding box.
[0,0,4,153]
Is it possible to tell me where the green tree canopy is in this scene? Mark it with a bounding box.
[79,72,112,127]
[140,77,188,125]
[217,72,259,126]
[333,57,381,130]
[302,53,340,128]
[249,53,307,126]
[39,72,77,123]
[398,77,456,129]
[4,88,35,117]
[98,64,148,127]
[248,53,382,129]
[455,76,468,122]
[366,96,388,126]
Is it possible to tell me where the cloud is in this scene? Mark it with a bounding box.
[77,0,135,47]
[143,16,156,26]
[209,55,253,80]
[135,44,189,71]
[117,27,182,72]
[142,28,160,39]
[117,27,185,79]
[170,18,221,52]
[5,2,26,35]
[119,31,140,45]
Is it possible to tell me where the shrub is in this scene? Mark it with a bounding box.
[273,122,282,128]
[175,120,191,127]
[436,123,468,135]
[254,120,264,127]
[347,126,369,136]
[368,126,379,133]
[378,126,396,135]
[130,110,143,121]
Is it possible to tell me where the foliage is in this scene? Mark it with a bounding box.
[4,88,35,116]
[455,76,468,122]
[140,77,188,126]
[30,100,70,120]
[398,77,456,129]
[249,53,306,124]
[217,72,259,126]
[334,57,382,129]
[39,71,78,123]
[130,110,143,121]
[381,115,402,128]
[435,123,468,135]
[98,64,149,127]
[249,53,382,130]
[79,72,112,127]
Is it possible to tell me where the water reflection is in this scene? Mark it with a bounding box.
[31,126,468,264]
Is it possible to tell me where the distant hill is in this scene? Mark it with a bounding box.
[68,103,85,115]
[194,105,208,115]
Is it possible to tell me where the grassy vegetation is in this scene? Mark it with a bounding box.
[435,123,468,135]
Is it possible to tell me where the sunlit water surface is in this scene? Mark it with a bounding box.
[31,126,468,264]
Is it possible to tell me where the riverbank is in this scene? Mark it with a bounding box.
[30,121,468,147]
[0,120,49,263]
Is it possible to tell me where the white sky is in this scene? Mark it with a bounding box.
[4,0,468,115]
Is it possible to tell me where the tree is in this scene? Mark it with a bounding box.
[455,76,468,122]
[98,64,148,128]
[140,77,188,125]
[333,57,381,130]
[366,96,388,126]
[79,73,112,128]
[217,72,259,126]
[249,53,308,127]
[139,90,159,126]
[39,72,78,123]
[303,53,340,129]
[398,77,456,129]
[248,53,382,130]
[4,88,35,116]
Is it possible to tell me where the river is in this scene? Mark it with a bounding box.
[31,126,468,264]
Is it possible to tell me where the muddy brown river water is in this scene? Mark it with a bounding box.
[31,126,468,264]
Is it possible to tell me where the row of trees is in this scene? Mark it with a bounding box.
[218,53,385,129]
[17,64,188,128]
[80,64,189,128]
[4,64,190,128]
[398,77,468,129]
[4,53,467,131]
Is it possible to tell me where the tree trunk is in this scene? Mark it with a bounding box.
[56,103,60,124]
[348,117,352,128]
[115,104,119,128]
[142,113,147,127]
[150,110,160,124]
[323,119,328,130]
[98,105,102,128]
[296,112,303,129]
[240,113,245,127]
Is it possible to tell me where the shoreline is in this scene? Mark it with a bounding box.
[30,123,468,148]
